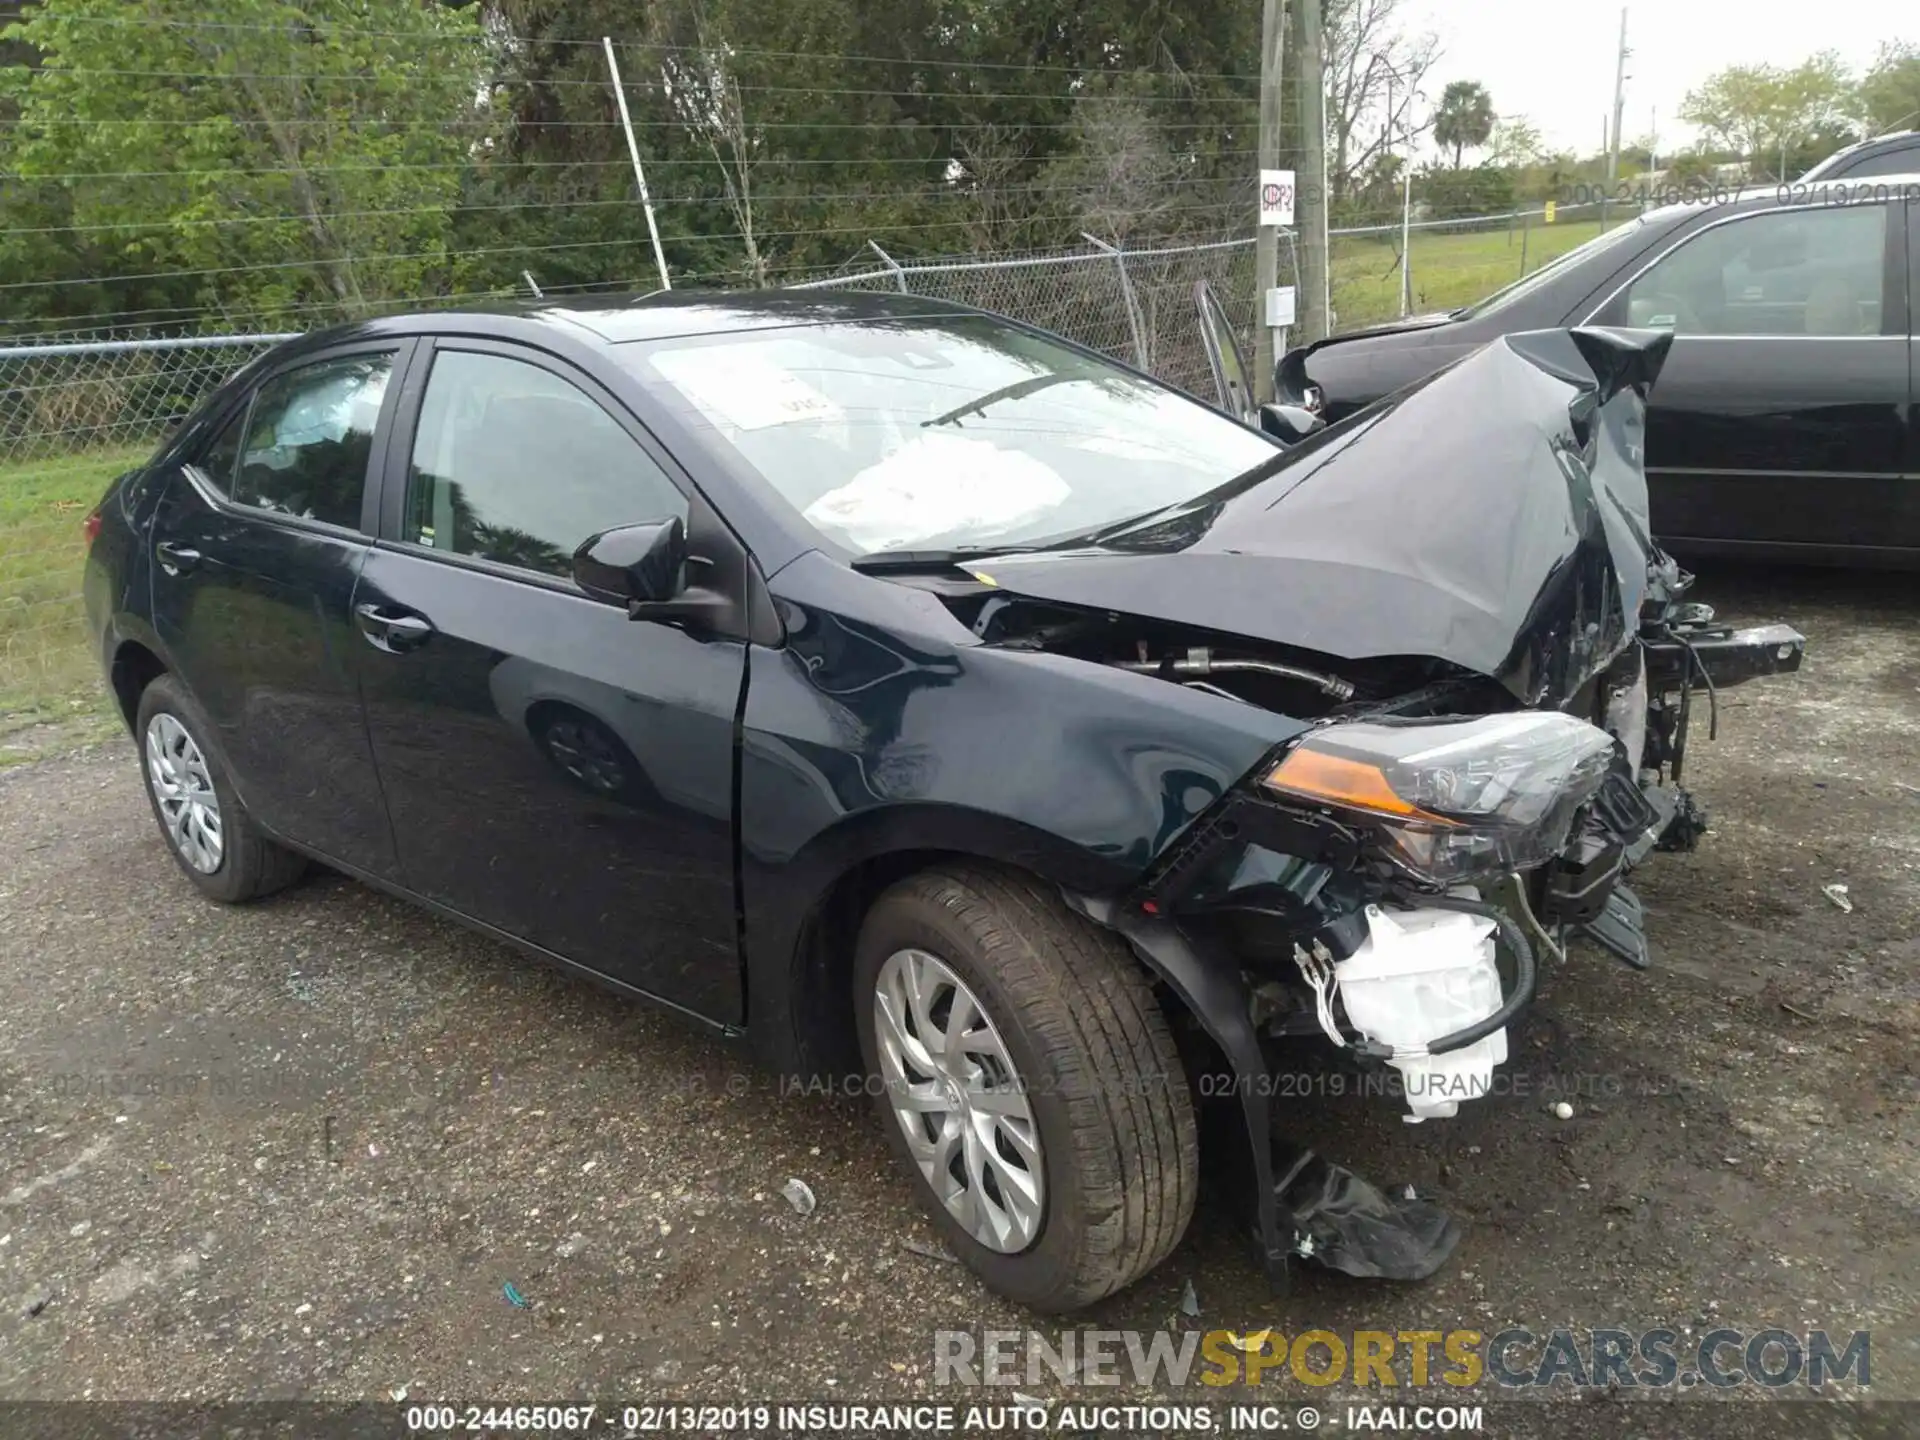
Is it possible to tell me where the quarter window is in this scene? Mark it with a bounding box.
[196,407,247,492]
[1620,205,1887,336]
[405,350,686,580]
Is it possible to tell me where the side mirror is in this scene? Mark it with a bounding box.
[1259,403,1325,443]
[573,517,732,629]
[573,518,687,605]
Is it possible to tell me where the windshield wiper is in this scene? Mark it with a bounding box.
[850,544,1054,573]
[921,373,1077,428]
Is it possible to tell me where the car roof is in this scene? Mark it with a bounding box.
[295,288,980,353]
[1801,130,1920,178]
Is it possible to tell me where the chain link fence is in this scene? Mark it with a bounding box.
[791,234,1267,399]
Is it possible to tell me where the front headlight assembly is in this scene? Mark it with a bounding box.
[1262,712,1616,886]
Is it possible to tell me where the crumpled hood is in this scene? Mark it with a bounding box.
[971,327,1674,707]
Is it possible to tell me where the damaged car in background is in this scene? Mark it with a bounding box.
[84,292,1802,1314]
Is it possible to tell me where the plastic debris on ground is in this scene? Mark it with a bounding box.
[1821,883,1853,913]
[781,1178,817,1216]
[1180,1277,1199,1317]
[502,1281,529,1308]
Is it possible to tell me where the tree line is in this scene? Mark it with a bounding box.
[3,1,1915,338]
[0,0,1274,335]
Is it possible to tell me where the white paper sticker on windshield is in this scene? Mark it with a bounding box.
[651,348,843,431]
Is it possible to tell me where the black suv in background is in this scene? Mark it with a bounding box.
[1276,184,1920,566]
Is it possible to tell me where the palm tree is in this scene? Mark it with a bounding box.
[1433,81,1496,169]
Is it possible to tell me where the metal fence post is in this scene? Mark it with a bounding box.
[1082,233,1149,370]
[867,240,909,294]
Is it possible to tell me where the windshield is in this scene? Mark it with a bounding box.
[621,316,1278,556]
[1456,217,1648,319]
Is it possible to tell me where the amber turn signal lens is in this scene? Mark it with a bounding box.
[1265,747,1456,825]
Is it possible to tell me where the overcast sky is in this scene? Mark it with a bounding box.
[1405,0,1914,157]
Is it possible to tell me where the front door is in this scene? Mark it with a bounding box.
[351,342,744,1021]
[1597,199,1912,555]
[148,344,407,874]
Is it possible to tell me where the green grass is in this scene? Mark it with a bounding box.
[1331,218,1607,328]
[0,443,152,753]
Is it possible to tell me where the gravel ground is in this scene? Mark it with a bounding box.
[1,565,1914,1436]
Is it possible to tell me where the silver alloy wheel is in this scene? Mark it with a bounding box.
[873,947,1044,1253]
[145,712,223,873]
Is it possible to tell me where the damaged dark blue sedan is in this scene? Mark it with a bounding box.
[82,292,1803,1312]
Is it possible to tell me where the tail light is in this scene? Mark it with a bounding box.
[83,507,104,547]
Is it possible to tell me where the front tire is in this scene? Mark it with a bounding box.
[135,674,306,903]
[854,865,1198,1312]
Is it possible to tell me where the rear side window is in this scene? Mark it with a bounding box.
[230,353,393,527]
[196,407,247,491]
[404,349,687,580]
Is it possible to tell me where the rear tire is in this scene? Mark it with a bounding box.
[135,674,306,903]
[854,864,1197,1312]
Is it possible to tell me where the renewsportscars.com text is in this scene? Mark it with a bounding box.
[934,1326,1870,1390]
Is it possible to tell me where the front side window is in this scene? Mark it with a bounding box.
[625,317,1279,556]
[406,350,687,580]
[232,353,392,527]
[1621,205,1887,335]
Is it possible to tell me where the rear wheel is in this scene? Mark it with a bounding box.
[854,864,1197,1312]
[135,675,306,903]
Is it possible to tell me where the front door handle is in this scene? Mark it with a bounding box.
[155,541,201,576]
[354,602,435,653]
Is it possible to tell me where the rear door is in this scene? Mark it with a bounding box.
[351,339,745,1020]
[149,342,412,874]
[1589,198,1912,557]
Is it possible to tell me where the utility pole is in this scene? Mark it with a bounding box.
[1253,0,1287,403]
[1384,65,1415,317]
[1293,0,1331,344]
[1606,8,1629,185]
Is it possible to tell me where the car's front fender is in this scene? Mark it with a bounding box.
[737,551,1310,1073]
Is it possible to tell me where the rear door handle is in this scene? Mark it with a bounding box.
[354,602,435,653]
[155,541,201,575]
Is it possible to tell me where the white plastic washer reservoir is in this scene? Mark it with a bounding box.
[1335,904,1509,1122]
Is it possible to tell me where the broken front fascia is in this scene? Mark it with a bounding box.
[1066,878,1500,1284]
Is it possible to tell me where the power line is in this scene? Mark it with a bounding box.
[6,150,1271,184]
[24,67,1260,106]
[0,205,1254,293]
[28,15,1264,80]
[0,115,1262,133]
[3,177,1253,239]
[0,224,1255,336]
